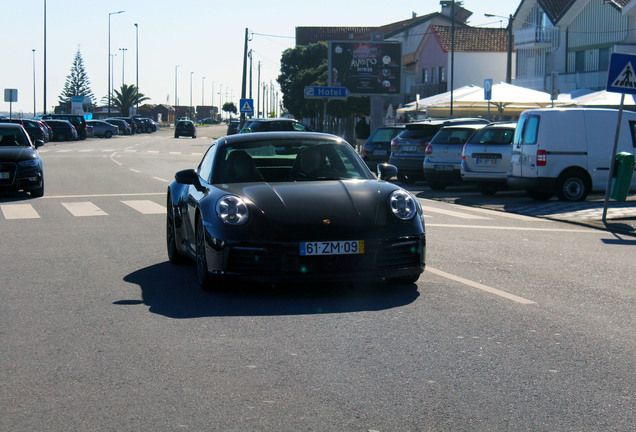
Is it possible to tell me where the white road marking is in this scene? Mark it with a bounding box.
[124,149,138,153]
[147,151,160,154]
[427,223,595,233]
[79,149,93,153]
[129,168,141,173]
[447,205,548,221]
[1,204,40,219]
[419,205,490,219]
[44,192,164,199]
[56,149,71,153]
[62,202,108,217]
[122,200,165,214]
[427,267,536,305]
[169,152,182,155]
[153,177,170,183]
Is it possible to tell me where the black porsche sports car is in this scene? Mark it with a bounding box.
[167,132,426,290]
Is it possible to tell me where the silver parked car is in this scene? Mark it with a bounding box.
[422,123,487,190]
[460,122,517,195]
[86,120,119,138]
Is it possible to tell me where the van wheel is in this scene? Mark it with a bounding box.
[556,171,589,201]
[527,190,553,201]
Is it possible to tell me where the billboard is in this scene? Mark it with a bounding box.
[328,41,402,96]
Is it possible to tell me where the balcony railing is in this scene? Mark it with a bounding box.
[514,26,559,48]
[513,70,607,93]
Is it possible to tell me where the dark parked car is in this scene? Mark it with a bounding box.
[105,118,132,135]
[166,131,426,290]
[132,116,156,133]
[388,118,489,183]
[361,125,405,171]
[112,117,138,134]
[0,118,49,143]
[422,123,487,190]
[86,120,119,138]
[44,119,78,141]
[41,114,87,140]
[175,119,197,138]
[0,123,44,197]
[239,118,314,133]
[226,119,240,135]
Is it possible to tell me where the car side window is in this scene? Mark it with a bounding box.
[292,122,307,131]
[198,144,217,183]
[521,115,540,145]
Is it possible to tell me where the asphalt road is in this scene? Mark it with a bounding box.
[1,125,634,431]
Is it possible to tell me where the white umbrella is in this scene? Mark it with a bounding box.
[396,85,483,113]
[567,89,636,106]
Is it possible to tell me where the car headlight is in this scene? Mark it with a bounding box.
[389,190,417,220]
[216,195,249,225]
[18,159,39,167]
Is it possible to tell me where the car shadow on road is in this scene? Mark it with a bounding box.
[119,261,420,319]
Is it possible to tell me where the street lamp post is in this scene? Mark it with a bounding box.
[119,48,128,87]
[202,76,206,105]
[174,65,180,122]
[485,13,514,84]
[32,49,36,117]
[108,10,125,117]
[134,23,138,113]
[190,71,194,120]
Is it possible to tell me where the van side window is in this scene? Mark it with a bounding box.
[521,115,540,145]
[629,121,636,148]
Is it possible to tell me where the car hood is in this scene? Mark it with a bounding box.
[0,146,36,162]
[221,179,392,228]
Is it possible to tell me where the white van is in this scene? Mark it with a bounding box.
[508,108,636,201]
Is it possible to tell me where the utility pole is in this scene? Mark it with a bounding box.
[240,28,249,126]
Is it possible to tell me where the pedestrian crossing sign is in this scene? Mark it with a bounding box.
[239,98,254,114]
[607,53,636,94]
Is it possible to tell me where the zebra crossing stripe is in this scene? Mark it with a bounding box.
[62,202,108,217]
[1,204,40,219]
[419,205,490,220]
[121,200,165,214]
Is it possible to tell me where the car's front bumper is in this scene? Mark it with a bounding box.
[203,233,426,284]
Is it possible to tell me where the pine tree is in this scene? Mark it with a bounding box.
[58,49,95,105]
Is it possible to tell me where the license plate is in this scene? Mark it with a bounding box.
[0,172,9,179]
[402,146,417,152]
[300,240,364,256]
[475,158,498,165]
[372,150,387,156]
[434,164,454,171]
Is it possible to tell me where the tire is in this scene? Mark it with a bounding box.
[386,274,420,285]
[104,130,113,139]
[166,195,186,264]
[527,189,553,201]
[428,182,447,191]
[192,135,196,139]
[146,127,152,133]
[556,171,589,201]
[174,134,179,138]
[57,134,66,142]
[196,214,217,291]
[477,182,498,196]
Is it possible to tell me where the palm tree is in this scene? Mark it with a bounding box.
[103,84,149,116]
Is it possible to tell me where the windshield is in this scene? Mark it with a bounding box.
[398,125,441,140]
[468,127,515,145]
[211,139,372,183]
[369,128,403,142]
[0,129,29,146]
[431,128,475,145]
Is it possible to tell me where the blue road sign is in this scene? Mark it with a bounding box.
[484,79,493,100]
[239,98,254,113]
[607,53,636,95]
[304,86,350,99]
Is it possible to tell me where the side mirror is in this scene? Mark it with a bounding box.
[33,140,45,148]
[377,163,398,181]
[175,169,205,191]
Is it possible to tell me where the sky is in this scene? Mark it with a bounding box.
[1,0,519,116]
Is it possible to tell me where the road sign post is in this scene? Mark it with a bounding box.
[239,98,254,116]
[484,79,492,120]
[603,53,636,223]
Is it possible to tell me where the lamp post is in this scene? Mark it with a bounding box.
[174,65,180,121]
[32,49,36,117]
[119,48,127,87]
[43,0,47,114]
[190,71,194,120]
[108,10,125,116]
[134,23,138,113]
[485,13,514,84]
[202,76,206,105]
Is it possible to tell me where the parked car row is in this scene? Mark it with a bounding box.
[365,107,636,201]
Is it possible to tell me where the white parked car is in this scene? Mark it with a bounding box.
[460,122,516,195]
